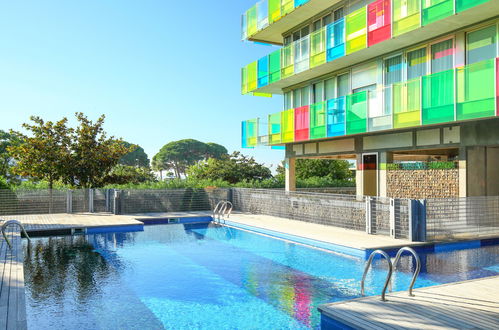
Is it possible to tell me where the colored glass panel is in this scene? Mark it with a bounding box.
[241,121,249,148]
[367,88,392,132]
[310,102,326,139]
[393,78,422,128]
[294,106,309,141]
[257,0,269,31]
[295,0,309,6]
[345,8,367,55]
[294,36,310,73]
[422,0,454,26]
[241,13,247,40]
[269,50,282,83]
[281,109,295,143]
[241,67,248,95]
[393,0,421,36]
[269,0,282,23]
[422,69,455,125]
[326,97,346,137]
[456,59,496,120]
[281,44,295,78]
[367,0,391,47]
[247,61,258,92]
[310,28,326,68]
[346,91,368,134]
[247,119,259,147]
[247,6,258,37]
[268,112,282,144]
[281,0,294,16]
[257,56,269,88]
[326,18,345,61]
[466,25,497,65]
[456,0,491,12]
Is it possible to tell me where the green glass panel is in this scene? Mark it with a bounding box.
[393,0,421,36]
[268,112,282,144]
[345,7,367,55]
[456,0,490,12]
[346,91,368,134]
[241,67,248,95]
[422,69,455,125]
[281,0,294,16]
[310,102,326,139]
[310,28,326,68]
[269,0,282,23]
[456,59,496,120]
[246,118,259,147]
[247,61,258,92]
[247,6,258,37]
[269,49,281,84]
[281,44,294,78]
[422,0,454,26]
[281,109,295,143]
[393,78,422,128]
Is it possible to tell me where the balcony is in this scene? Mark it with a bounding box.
[241,0,498,95]
[242,58,499,147]
[242,0,342,45]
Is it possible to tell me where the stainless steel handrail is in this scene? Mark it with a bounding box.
[390,246,421,296]
[212,201,225,223]
[223,201,233,221]
[1,220,31,249]
[361,249,393,302]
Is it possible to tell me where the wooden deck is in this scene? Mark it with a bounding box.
[0,228,27,330]
[319,275,499,330]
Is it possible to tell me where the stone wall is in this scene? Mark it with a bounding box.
[387,169,459,199]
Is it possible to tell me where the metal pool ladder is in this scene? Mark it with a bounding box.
[212,201,233,224]
[1,220,31,249]
[361,246,421,301]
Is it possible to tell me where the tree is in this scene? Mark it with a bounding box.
[205,143,228,160]
[153,139,209,178]
[276,159,353,180]
[68,113,132,188]
[8,116,72,190]
[0,130,21,181]
[103,165,156,185]
[119,142,150,167]
[187,151,272,184]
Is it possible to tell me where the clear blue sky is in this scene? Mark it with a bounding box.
[0,1,285,171]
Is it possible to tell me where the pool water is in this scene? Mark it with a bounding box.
[23,223,499,329]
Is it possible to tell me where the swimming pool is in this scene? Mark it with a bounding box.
[23,222,499,329]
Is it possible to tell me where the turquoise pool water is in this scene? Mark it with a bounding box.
[23,222,499,329]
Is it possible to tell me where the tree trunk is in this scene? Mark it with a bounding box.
[48,179,53,214]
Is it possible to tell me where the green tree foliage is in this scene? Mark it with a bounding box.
[67,113,132,188]
[119,142,150,167]
[153,139,228,179]
[0,130,21,181]
[277,159,354,181]
[8,117,72,190]
[187,151,272,184]
[103,165,156,185]
[9,113,132,189]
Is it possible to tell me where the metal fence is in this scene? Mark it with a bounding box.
[426,196,499,241]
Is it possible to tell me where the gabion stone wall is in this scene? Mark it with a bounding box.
[387,169,459,199]
[232,188,366,231]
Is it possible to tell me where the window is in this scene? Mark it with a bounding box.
[322,14,332,26]
[407,47,427,79]
[284,35,292,46]
[325,78,336,100]
[301,86,310,106]
[431,39,454,73]
[466,25,497,64]
[337,73,350,97]
[384,55,403,115]
[313,82,324,103]
[334,7,344,21]
[284,92,292,109]
[313,19,322,31]
[293,89,302,107]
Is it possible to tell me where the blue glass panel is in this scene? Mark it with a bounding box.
[241,121,249,148]
[295,0,310,6]
[257,56,269,88]
[326,96,346,137]
[326,18,346,62]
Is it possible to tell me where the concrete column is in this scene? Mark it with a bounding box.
[458,147,467,198]
[284,157,296,192]
[355,154,363,196]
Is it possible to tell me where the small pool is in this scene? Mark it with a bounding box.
[23,222,499,329]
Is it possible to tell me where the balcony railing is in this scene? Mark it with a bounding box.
[241,0,493,95]
[241,58,499,147]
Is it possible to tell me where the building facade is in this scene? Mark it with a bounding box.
[240,0,499,198]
